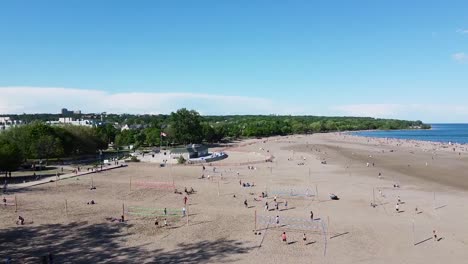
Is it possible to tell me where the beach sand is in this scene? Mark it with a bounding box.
[1,133,467,263]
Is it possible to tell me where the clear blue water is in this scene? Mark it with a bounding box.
[351,124,468,144]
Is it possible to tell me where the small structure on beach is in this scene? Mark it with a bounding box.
[170,144,209,160]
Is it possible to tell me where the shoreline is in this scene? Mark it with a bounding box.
[312,132,468,191]
[341,131,468,147]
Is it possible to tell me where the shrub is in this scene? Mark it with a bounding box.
[177,155,186,164]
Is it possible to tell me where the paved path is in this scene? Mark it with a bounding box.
[5,163,128,191]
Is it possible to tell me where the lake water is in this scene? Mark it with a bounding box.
[351,124,468,144]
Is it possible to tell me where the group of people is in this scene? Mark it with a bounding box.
[154,218,168,227]
[239,180,254,187]
[395,196,402,213]
[184,187,195,195]
[264,197,288,211]
[280,232,308,244]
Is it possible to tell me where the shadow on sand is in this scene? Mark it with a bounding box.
[0,221,254,263]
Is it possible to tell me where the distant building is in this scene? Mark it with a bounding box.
[48,117,94,127]
[0,117,12,124]
[0,117,23,131]
[61,108,81,116]
[61,108,72,115]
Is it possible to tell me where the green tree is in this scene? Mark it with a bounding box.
[96,124,118,144]
[202,123,216,143]
[115,130,135,148]
[33,135,64,160]
[0,138,24,174]
[170,108,203,144]
[144,127,161,146]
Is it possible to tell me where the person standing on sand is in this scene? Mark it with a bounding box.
[281,232,287,243]
[184,196,188,205]
[244,199,248,208]
[182,207,186,217]
[310,211,314,221]
[396,203,399,213]
[265,202,269,211]
[303,233,307,243]
[433,230,438,241]
[276,215,280,225]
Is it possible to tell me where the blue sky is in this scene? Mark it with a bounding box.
[0,1,467,122]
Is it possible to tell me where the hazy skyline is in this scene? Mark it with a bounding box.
[1,1,467,122]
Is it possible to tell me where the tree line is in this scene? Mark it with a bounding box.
[0,122,107,174]
[0,109,430,172]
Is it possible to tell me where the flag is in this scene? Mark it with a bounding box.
[160,132,167,137]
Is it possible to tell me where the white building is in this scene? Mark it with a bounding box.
[0,117,23,131]
[48,117,94,127]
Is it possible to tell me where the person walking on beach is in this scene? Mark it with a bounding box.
[310,211,314,221]
[265,202,269,211]
[433,230,438,241]
[244,199,248,208]
[303,233,307,243]
[284,200,288,210]
[276,215,280,225]
[395,203,399,213]
[184,196,188,205]
[182,207,186,217]
[164,208,167,215]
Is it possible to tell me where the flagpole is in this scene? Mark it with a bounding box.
[160,125,163,151]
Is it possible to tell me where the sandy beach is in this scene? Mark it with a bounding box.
[1,133,467,263]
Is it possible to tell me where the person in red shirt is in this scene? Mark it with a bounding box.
[184,196,188,205]
[281,232,287,243]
